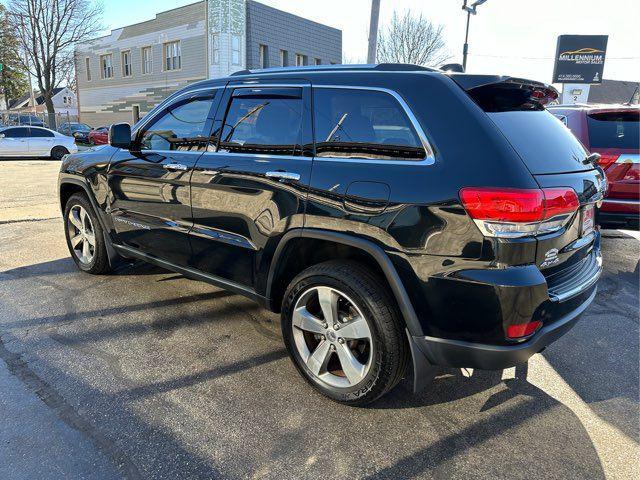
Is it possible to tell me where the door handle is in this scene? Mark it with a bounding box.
[266,171,301,182]
[163,163,189,172]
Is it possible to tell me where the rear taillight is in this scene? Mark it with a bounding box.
[459,187,579,238]
[597,153,620,170]
[507,321,542,339]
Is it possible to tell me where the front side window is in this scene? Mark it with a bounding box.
[313,88,425,160]
[219,89,303,156]
[231,35,241,65]
[100,54,113,79]
[138,95,215,151]
[164,41,181,71]
[122,50,132,77]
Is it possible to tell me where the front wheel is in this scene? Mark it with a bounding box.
[281,261,409,406]
[63,193,112,274]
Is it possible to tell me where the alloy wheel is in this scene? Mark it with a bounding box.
[292,286,373,388]
[67,205,96,264]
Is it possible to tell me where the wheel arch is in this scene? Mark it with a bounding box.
[59,178,120,267]
[266,229,424,337]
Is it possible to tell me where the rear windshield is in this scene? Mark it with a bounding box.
[587,111,639,150]
[488,110,591,174]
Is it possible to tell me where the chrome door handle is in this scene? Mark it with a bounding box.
[163,163,188,171]
[266,171,301,181]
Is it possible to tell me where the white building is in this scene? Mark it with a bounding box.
[8,87,78,116]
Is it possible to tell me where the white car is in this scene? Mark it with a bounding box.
[0,126,78,160]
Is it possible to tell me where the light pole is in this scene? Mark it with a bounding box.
[462,0,487,72]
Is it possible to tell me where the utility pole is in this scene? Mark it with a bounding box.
[367,0,381,64]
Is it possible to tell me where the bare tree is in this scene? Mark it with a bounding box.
[377,11,450,67]
[7,0,102,127]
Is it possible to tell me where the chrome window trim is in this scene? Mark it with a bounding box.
[205,151,310,162]
[312,85,435,166]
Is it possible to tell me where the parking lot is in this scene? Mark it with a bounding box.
[0,159,638,479]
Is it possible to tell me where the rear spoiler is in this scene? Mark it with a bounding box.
[447,74,559,110]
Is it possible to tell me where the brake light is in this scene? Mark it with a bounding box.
[507,321,542,339]
[459,187,579,238]
[597,153,620,169]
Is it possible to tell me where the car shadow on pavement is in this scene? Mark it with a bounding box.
[367,363,606,479]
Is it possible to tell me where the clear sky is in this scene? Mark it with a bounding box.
[96,0,640,84]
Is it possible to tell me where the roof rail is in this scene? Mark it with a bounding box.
[229,63,437,77]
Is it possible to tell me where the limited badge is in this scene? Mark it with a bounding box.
[541,248,560,268]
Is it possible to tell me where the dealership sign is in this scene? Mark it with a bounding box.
[553,35,608,84]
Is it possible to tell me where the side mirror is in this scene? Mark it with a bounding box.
[0,134,5,139]
[109,123,132,149]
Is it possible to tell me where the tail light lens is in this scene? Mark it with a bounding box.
[597,153,620,170]
[459,187,579,238]
[507,321,542,339]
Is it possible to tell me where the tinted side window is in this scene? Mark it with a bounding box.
[219,90,303,156]
[139,95,216,151]
[2,128,29,138]
[313,88,425,160]
[30,128,54,138]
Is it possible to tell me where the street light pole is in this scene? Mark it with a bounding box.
[461,0,487,72]
[462,4,471,71]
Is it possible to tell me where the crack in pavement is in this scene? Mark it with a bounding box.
[0,217,59,225]
[0,334,143,480]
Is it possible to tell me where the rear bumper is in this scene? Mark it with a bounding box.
[412,287,596,370]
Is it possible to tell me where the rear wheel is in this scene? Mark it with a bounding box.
[281,261,409,406]
[51,146,69,160]
[63,193,111,274]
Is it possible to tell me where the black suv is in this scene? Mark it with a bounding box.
[58,64,605,405]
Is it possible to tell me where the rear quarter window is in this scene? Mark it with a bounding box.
[488,110,591,174]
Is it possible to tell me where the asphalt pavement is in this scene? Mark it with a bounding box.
[0,160,638,479]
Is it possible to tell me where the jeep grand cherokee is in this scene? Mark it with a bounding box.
[58,64,604,405]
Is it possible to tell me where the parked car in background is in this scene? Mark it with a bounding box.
[88,126,110,145]
[59,122,92,144]
[58,65,605,405]
[548,104,639,229]
[0,126,78,160]
[7,113,46,128]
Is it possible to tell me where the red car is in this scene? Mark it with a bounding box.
[88,126,109,145]
[548,105,639,228]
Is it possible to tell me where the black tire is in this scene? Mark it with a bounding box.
[51,146,69,160]
[63,192,112,274]
[281,260,409,406]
